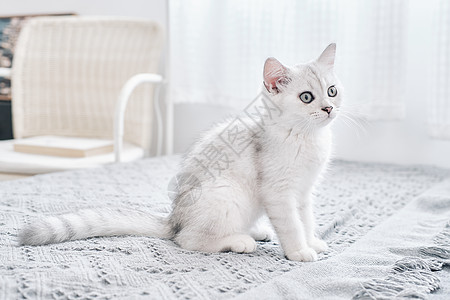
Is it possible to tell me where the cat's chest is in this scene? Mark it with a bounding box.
[262,129,332,174]
[281,129,328,154]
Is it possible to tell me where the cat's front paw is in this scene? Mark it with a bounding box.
[308,238,328,253]
[286,247,318,262]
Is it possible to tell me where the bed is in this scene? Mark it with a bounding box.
[1,155,449,299]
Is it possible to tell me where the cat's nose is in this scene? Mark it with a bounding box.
[321,106,333,114]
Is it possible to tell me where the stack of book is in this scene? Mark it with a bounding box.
[14,136,114,157]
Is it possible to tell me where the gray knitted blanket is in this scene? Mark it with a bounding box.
[1,155,450,299]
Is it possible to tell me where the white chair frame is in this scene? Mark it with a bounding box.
[114,73,164,162]
[1,67,173,164]
[0,67,11,78]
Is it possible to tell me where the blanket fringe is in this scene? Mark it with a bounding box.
[353,257,441,299]
[419,247,450,261]
[433,221,450,247]
[354,220,450,299]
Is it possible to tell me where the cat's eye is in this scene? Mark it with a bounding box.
[299,91,314,103]
[327,86,338,97]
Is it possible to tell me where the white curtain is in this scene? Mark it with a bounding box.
[353,1,407,120]
[169,0,407,119]
[429,0,450,139]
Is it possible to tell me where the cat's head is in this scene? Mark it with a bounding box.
[263,43,342,131]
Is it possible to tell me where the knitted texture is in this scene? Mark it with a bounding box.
[1,155,449,299]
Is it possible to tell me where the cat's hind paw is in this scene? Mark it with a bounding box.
[217,234,257,253]
[250,226,275,242]
[286,247,318,262]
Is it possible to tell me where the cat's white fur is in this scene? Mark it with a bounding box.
[19,44,342,262]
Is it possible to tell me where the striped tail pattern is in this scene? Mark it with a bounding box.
[18,208,171,246]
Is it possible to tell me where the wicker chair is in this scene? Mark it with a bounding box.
[0,16,165,174]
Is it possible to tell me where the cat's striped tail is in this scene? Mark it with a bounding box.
[18,208,171,246]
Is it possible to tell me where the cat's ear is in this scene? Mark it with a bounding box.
[263,57,289,94]
[317,43,336,69]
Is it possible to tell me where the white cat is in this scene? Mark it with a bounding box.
[19,44,342,262]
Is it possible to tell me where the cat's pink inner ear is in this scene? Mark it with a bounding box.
[317,43,336,69]
[263,57,287,93]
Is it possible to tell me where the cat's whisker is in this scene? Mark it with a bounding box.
[292,118,314,136]
[338,119,364,140]
[338,110,371,133]
[337,113,369,138]
[337,104,372,122]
